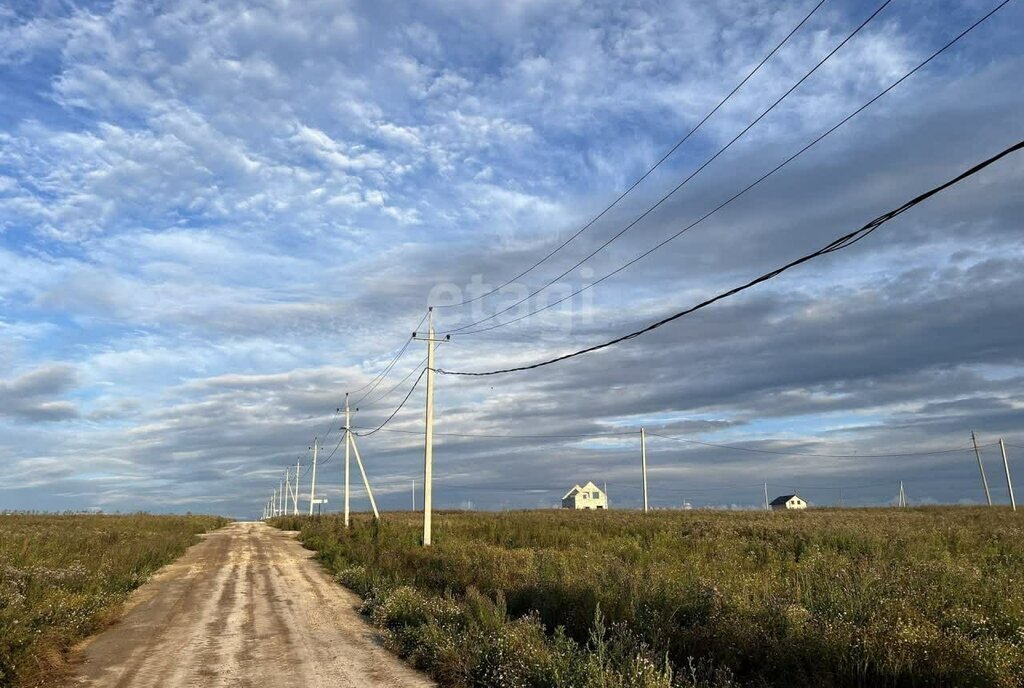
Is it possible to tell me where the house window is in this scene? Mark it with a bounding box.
[593,492,600,498]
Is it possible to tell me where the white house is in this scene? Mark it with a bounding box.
[770,494,807,511]
[562,481,608,510]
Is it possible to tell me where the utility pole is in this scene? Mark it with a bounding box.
[1000,439,1016,512]
[293,456,301,514]
[640,428,649,513]
[412,480,416,510]
[308,437,319,516]
[413,307,448,546]
[764,482,769,512]
[345,394,351,528]
[282,466,290,516]
[972,431,993,506]
[898,481,906,507]
[278,480,284,516]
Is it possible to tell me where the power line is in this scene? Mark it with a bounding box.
[434,0,829,311]
[351,336,414,406]
[350,426,637,439]
[346,424,986,458]
[347,310,429,402]
[353,368,428,437]
[647,432,988,458]
[436,137,1024,376]
[451,0,1013,337]
[443,0,893,334]
[359,355,428,410]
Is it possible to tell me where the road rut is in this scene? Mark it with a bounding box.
[67,521,434,688]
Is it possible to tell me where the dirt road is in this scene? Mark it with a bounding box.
[68,521,434,688]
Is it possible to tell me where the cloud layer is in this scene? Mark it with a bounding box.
[1,0,1022,516]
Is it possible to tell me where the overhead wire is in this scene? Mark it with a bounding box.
[353,368,428,437]
[647,432,988,458]
[436,137,1024,376]
[434,0,830,310]
[451,0,1013,337]
[347,310,429,402]
[443,0,894,334]
[358,355,429,410]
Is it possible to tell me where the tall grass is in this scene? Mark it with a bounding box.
[0,513,228,687]
[275,508,1024,688]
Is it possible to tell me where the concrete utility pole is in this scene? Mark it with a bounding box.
[284,468,291,515]
[345,394,351,528]
[972,431,993,506]
[640,428,649,513]
[293,456,301,515]
[898,481,906,507]
[308,438,319,516]
[764,482,769,511]
[412,308,448,546]
[412,480,416,510]
[278,480,284,516]
[1000,439,1016,512]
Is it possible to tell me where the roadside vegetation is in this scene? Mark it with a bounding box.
[274,508,1024,688]
[0,513,228,687]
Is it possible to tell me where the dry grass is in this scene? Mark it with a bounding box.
[0,513,228,687]
[274,508,1024,688]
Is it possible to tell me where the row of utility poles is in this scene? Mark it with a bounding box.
[262,307,1018,536]
[262,394,381,521]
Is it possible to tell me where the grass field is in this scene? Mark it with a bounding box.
[0,513,228,687]
[274,508,1024,688]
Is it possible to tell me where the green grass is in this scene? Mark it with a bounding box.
[0,513,228,687]
[274,508,1024,688]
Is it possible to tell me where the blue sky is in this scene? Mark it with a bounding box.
[1,0,1022,517]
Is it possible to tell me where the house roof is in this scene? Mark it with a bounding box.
[769,494,801,505]
[562,485,583,500]
[563,481,605,500]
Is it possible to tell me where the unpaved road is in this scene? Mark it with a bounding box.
[68,521,434,688]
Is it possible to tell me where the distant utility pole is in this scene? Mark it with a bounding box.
[293,456,301,515]
[898,481,907,508]
[278,479,284,516]
[413,307,448,546]
[284,468,291,515]
[308,437,319,516]
[640,428,649,513]
[764,482,769,512]
[412,480,416,511]
[972,431,993,506]
[1000,439,1016,512]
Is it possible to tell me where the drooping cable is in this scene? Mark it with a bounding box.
[450,0,1011,337]
[436,138,1024,376]
[353,368,428,437]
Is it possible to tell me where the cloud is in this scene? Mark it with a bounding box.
[0,364,79,421]
[0,0,1021,515]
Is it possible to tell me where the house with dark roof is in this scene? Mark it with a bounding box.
[770,494,807,511]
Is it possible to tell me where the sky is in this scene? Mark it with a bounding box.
[1,0,1022,519]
